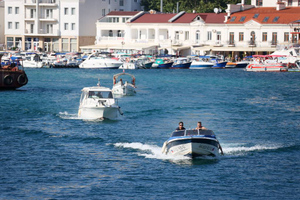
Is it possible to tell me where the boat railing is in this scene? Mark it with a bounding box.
[172,129,215,137]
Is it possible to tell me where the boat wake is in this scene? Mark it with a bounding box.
[113,142,285,160]
[58,111,123,121]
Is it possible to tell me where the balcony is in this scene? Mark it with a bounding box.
[24,0,58,6]
[248,40,256,47]
[213,41,223,47]
[270,40,277,48]
[228,40,235,47]
[24,28,60,36]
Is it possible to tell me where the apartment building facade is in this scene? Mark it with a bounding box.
[4,0,142,52]
[0,0,4,50]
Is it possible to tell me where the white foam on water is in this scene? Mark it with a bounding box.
[114,142,285,160]
[58,111,80,119]
[114,142,188,160]
[222,143,283,156]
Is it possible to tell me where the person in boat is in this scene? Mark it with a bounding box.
[176,122,185,130]
[195,122,207,130]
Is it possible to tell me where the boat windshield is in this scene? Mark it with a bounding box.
[88,91,113,99]
[171,130,215,137]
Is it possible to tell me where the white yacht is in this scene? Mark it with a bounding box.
[78,80,123,120]
[79,53,123,69]
[162,129,222,158]
[22,54,43,68]
[112,72,136,96]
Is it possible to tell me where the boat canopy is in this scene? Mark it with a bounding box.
[172,129,215,137]
[113,72,135,85]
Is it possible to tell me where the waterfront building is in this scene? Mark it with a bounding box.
[4,0,142,52]
[82,0,300,57]
[0,0,4,50]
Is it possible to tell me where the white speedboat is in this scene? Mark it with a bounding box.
[78,80,123,120]
[112,72,136,96]
[161,129,222,158]
[190,56,214,69]
[79,53,123,69]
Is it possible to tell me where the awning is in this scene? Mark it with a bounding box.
[192,46,276,52]
[172,46,191,51]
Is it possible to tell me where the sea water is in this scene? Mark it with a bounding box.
[0,68,299,199]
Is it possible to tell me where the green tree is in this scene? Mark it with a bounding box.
[141,0,251,13]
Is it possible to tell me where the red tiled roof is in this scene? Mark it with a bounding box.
[226,7,300,24]
[131,13,177,23]
[107,11,140,16]
[130,12,226,24]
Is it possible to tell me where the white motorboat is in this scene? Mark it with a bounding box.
[79,53,122,69]
[245,55,288,72]
[190,56,214,69]
[78,80,123,120]
[162,129,222,158]
[112,72,136,96]
[22,54,43,68]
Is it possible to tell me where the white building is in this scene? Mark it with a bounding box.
[0,0,4,50]
[84,0,300,57]
[4,0,142,52]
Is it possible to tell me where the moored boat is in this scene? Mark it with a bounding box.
[245,55,288,72]
[0,55,28,90]
[79,53,123,69]
[152,58,174,69]
[161,129,223,158]
[190,56,214,69]
[171,57,191,69]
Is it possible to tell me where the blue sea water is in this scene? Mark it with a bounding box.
[0,68,299,199]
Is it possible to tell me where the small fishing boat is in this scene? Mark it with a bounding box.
[78,80,123,120]
[245,55,288,72]
[171,57,191,69]
[152,58,174,69]
[112,71,136,96]
[0,55,28,90]
[161,129,223,158]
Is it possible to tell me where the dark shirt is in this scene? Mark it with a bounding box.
[175,127,185,130]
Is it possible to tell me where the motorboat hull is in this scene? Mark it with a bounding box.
[112,85,136,96]
[163,137,220,158]
[79,63,121,69]
[245,64,288,72]
[171,62,191,69]
[78,106,120,120]
[190,63,213,69]
[212,61,227,69]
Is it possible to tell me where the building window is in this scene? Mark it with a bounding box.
[47,24,53,34]
[62,38,69,52]
[230,16,236,22]
[273,17,279,22]
[71,23,75,30]
[272,32,277,45]
[239,16,246,22]
[15,7,19,14]
[15,22,19,29]
[256,0,262,6]
[46,9,53,18]
[120,0,124,6]
[284,32,289,42]
[8,22,12,29]
[102,9,106,16]
[196,30,200,42]
[8,7,12,14]
[262,32,267,41]
[7,37,14,49]
[30,9,36,18]
[30,24,34,33]
[25,37,32,51]
[207,31,212,40]
[185,31,189,40]
[64,8,68,15]
[299,0,300,6]
[109,30,113,37]
[229,32,234,44]
[253,13,259,19]
[64,23,68,30]
[52,38,59,52]
[263,17,269,22]
[71,8,75,15]
[70,38,77,52]
[217,31,221,41]
[239,32,244,41]
[288,0,292,6]
[15,37,22,50]
[117,30,122,37]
